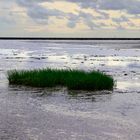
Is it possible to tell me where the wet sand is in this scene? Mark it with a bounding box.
[0,40,140,140]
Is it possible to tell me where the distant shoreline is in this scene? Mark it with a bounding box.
[0,37,140,40]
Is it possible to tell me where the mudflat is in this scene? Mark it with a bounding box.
[0,40,140,140]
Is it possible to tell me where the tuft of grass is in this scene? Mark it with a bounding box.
[7,69,114,91]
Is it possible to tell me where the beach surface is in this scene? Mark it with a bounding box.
[0,40,140,140]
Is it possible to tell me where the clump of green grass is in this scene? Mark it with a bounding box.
[7,69,114,91]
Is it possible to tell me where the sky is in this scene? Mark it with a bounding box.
[0,0,140,38]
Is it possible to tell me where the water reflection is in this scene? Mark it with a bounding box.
[68,90,112,102]
[8,85,113,104]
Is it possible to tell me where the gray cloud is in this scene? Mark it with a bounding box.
[78,11,101,29]
[67,11,108,29]
[112,15,129,23]
[67,0,140,15]
[66,13,79,28]
[16,0,65,24]
[16,0,53,7]
[27,5,64,24]
[100,0,140,14]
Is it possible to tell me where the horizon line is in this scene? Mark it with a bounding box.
[0,37,140,40]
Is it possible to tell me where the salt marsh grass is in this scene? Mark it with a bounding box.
[8,69,114,91]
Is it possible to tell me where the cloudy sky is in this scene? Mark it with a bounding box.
[0,0,140,37]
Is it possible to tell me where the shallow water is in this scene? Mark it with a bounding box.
[0,40,140,140]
